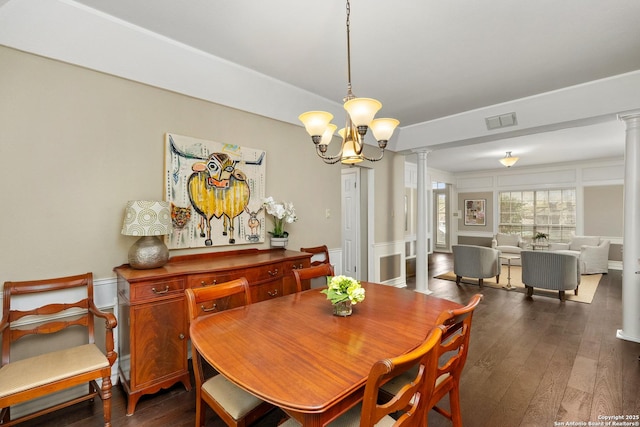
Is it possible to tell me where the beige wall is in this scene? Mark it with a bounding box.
[0,46,404,283]
[584,185,623,237]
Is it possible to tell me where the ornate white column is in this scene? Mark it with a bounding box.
[617,112,640,343]
[415,150,432,294]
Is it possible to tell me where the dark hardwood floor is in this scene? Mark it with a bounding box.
[18,253,640,426]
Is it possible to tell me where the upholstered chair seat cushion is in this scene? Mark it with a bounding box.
[202,374,267,420]
[280,403,397,427]
[0,344,109,399]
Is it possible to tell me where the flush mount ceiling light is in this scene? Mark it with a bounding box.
[499,151,519,168]
[298,0,399,165]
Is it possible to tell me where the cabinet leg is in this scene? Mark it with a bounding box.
[180,373,192,392]
[126,393,143,416]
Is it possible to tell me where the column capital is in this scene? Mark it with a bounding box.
[618,110,640,121]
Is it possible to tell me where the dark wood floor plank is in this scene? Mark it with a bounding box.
[556,386,593,423]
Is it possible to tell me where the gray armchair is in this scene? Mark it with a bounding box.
[452,245,501,287]
[521,250,580,301]
[548,235,610,274]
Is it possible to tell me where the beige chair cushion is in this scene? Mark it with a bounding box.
[202,374,265,420]
[0,344,108,399]
[569,236,600,251]
[279,403,396,427]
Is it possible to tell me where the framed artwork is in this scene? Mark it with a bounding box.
[164,133,266,249]
[464,199,486,226]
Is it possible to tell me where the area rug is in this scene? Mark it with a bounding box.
[435,266,601,303]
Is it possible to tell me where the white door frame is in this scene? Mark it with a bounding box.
[341,167,374,281]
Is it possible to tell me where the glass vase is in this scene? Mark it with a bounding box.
[333,300,352,317]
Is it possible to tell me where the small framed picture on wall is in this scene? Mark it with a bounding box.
[464,199,486,226]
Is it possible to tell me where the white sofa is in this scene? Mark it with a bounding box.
[548,235,610,274]
[491,233,527,265]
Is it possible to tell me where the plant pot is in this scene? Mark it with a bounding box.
[270,237,288,248]
[332,300,352,317]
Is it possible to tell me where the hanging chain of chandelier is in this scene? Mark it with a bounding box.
[298,0,399,165]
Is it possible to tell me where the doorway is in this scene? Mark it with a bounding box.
[341,167,372,281]
[433,183,450,251]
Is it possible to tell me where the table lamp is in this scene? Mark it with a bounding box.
[121,200,172,269]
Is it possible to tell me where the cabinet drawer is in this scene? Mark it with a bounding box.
[250,281,283,302]
[131,278,185,302]
[250,263,283,284]
[282,259,309,273]
[187,271,246,288]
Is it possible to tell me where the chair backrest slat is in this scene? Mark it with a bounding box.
[292,264,335,292]
[300,245,331,267]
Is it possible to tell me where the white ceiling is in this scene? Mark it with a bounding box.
[2,0,640,172]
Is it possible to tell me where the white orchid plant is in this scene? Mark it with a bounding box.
[262,196,298,238]
[321,275,366,305]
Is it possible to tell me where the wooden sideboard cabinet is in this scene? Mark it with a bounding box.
[114,248,311,415]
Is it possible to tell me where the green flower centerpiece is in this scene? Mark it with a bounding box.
[321,275,365,316]
[263,196,297,247]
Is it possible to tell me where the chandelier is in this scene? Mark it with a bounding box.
[499,151,519,167]
[298,0,399,164]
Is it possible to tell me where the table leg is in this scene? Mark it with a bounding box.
[502,258,516,291]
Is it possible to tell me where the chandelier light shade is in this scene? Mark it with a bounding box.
[121,200,172,269]
[298,0,399,164]
[299,111,334,144]
[499,151,519,168]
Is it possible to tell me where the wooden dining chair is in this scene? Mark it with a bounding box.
[185,278,273,427]
[380,293,483,427]
[281,324,445,427]
[429,293,483,427]
[0,273,117,427]
[300,245,331,267]
[292,263,335,292]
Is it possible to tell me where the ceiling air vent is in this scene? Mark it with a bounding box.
[485,112,518,130]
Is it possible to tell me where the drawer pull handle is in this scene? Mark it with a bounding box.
[152,285,170,294]
[267,290,279,297]
[201,280,217,287]
[268,269,279,276]
[201,303,218,313]
[179,333,185,340]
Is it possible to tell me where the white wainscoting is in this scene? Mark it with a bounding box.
[328,247,343,275]
[371,240,406,287]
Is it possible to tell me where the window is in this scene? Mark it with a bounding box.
[499,189,576,242]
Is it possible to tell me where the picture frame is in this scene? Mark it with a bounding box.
[164,133,267,249]
[464,199,486,226]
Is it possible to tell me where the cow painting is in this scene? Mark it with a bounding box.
[165,134,266,249]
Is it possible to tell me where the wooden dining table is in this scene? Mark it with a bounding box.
[189,281,462,427]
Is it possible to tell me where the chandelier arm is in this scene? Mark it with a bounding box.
[322,156,344,165]
[361,149,386,163]
[316,145,344,163]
